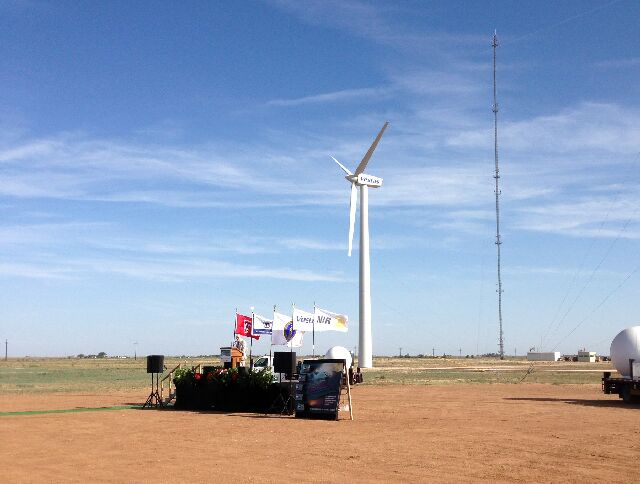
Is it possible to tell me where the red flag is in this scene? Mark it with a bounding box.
[235,313,259,340]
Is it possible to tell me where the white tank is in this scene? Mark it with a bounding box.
[325,346,352,368]
[610,326,640,377]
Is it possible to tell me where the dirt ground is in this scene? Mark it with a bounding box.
[1,384,638,483]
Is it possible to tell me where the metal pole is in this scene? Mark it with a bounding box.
[270,305,275,364]
[312,301,316,357]
[492,31,505,360]
[4,339,7,361]
[234,307,238,340]
[249,311,254,369]
[359,184,372,368]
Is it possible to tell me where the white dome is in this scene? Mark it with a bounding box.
[610,326,640,377]
[325,346,352,368]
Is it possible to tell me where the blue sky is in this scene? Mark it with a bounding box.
[1,0,640,357]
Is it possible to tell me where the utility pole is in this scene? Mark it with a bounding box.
[432,347,435,358]
[5,339,7,361]
[459,347,462,358]
[399,347,402,357]
[492,31,505,360]
[134,341,138,361]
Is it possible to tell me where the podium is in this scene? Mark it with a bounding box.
[220,346,245,369]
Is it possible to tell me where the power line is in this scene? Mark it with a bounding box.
[540,191,621,349]
[542,152,640,348]
[499,0,623,49]
[552,262,640,351]
[545,208,637,347]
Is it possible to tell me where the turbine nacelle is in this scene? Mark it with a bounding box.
[357,173,383,187]
[344,173,383,187]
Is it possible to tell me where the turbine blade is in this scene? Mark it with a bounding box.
[330,156,353,176]
[348,182,357,257]
[354,121,389,175]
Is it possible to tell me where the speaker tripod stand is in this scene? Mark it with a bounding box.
[143,372,164,408]
[265,372,294,415]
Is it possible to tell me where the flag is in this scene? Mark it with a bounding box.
[271,311,303,347]
[292,308,316,332]
[252,314,273,336]
[314,307,348,332]
[236,313,259,340]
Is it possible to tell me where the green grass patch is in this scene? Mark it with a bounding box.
[0,405,140,417]
[0,356,613,393]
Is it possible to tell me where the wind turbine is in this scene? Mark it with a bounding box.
[331,121,389,368]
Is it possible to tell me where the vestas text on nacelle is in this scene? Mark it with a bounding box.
[357,173,383,187]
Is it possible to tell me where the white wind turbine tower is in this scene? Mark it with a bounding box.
[331,121,389,368]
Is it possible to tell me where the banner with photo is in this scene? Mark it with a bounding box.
[271,311,304,347]
[292,308,316,332]
[252,314,273,336]
[314,307,348,332]
[295,359,345,420]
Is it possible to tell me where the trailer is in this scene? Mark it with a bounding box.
[602,360,640,404]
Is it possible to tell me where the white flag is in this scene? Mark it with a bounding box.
[252,314,273,336]
[292,308,316,332]
[271,311,304,347]
[314,307,348,332]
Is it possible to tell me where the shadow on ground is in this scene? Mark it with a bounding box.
[504,397,639,408]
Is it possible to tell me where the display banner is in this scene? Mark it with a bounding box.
[271,311,303,347]
[314,307,348,332]
[295,359,345,420]
[252,314,273,336]
[292,308,316,332]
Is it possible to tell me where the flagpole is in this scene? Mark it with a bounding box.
[270,305,275,364]
[312,301,316,357]
[234,307,237,341]
[291,302,295,357]
[289,302,295,414]
[250,311,254,370]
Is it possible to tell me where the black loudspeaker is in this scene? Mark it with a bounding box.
[146,355,164,374]
[273,351,296,375]
[238,367,248,376]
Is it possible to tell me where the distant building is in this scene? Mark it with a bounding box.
[577,350,596,363]
[527,351,561,362]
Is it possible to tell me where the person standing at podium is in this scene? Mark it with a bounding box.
[233,334,246,367]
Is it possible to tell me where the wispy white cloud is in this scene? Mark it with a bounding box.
[66,257,345,283]
[594,57,640,69]
[389,70,484,97]
[447,102,640,155]
[266,87,392,107]
[514,193,640,239]
[0,254,346,283]
[269,0,396,42]
[0,262,76,280]
[2,98,640,244]
[269,0,485,52]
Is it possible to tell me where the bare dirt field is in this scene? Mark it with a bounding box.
[1,383,638,483]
